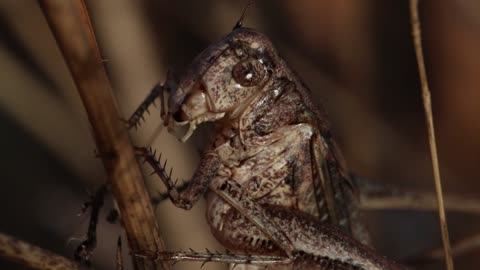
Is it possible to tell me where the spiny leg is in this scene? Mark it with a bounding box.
[137,120,400,268]
[204,124,324,257]
[150,180,190,207]
[138,145,403,268]
[75,184,108,266]
[211,178,296,257]
[135,146,220,210]
[136,250,290,267]
[206,121,404,268]
[204,124,341,259]
[126,71,177,129]
[136,130,295,263]
[127,83,164,130]
[211,178,405,270]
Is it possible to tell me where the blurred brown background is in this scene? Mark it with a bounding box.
[0,0,479,269]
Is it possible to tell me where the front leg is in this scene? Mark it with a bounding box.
[137,147,220,210]
[126,71,177,129]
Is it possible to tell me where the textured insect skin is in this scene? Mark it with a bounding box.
[170,28,356,231]
[145,27,405,269]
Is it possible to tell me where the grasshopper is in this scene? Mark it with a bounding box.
[129,4,407,269]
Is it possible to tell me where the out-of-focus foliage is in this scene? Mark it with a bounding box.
[0,1,479,269]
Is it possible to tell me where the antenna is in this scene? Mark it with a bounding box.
[233,0,256,30]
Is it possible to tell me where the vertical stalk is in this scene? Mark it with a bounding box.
[39,1,170,269]
[409,1,454,269]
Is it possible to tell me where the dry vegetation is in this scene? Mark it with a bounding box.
[0,1,479,269]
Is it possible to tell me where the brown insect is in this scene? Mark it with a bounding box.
[129,3,406,269]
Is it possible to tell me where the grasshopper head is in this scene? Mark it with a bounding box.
[167,28,276,142]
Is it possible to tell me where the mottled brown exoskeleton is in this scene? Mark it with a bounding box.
[131,19,405,270]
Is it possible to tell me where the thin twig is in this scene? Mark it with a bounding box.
[355,177,480,213]
[428,233,480,260]
[0,232,79,270]
[409,1,454,270]
[39,1,170,269]
[405,233,480,266]
[360,189,480,214]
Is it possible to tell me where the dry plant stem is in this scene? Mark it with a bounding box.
[358,187,480,214]
[39,1,170,270]
[428,233,480,260]
[409,1,454,270]
[0,232,79,270]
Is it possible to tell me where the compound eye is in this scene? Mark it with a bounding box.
[232,59,266,87]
